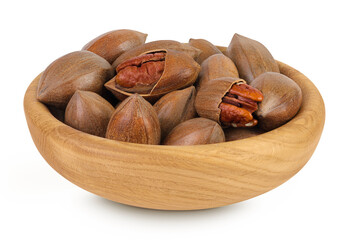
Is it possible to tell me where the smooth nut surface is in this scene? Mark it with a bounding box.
[163,118,225,146]
[226,33,279,83]
[106,94,161,144]
[82,29,147,64]
[153,86,197,140]
[197,53,239,90]
[37,51,114,108]
[250,72,302,131]
[189,38,222,64]
[65,90,114,137]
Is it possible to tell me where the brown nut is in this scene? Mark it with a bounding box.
[115,51,166,94]
[82,29,147,64]
[250,72,302,131]
[188,38,222,64]
[196,54,239,91]
[224,127,265,141]
[37,51,114,109]
[226,33,279,84]
[163,118,225,146]
[195,77,263,127]
[153,86,197,140]
[104,49,200,102]
[106,94,161,144]
[112,40,201,68]
[65,90,115,137]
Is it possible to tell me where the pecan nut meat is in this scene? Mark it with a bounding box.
[195,77,263,128]
[219,83,263,127]
[104,49,200,102]
[112,40,201,68]
[115,51,166,93]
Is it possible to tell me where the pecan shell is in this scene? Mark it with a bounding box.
[226,33,279,83]
[196,54,239,91]
[105,94,161,144]
[163,118,225,146]
[195,77,263,127]
[195,77,244,123]
[65,90,114,137]
[153,86,197,140]
[37,51,114,108]
[188,38,222,64]
[250,72,302,131]
[82,29,147,64]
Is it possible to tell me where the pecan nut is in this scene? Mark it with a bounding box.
[226,33,279,84]
[188,38,222,64]
[153,86,197,140]
[105,49,200,102]
[105,94,161,144]
[250,72,302,131]
[195,77,263,128]
[163,118,225,146]
[115,51,166,93]
[37,51,114,108]
[196,53,239,91]
[112,40,201,68]
[82,29,147,64]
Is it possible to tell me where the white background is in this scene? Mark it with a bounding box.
[1,0,359,239]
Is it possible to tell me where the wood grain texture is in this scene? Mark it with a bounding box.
[24,61,325,210]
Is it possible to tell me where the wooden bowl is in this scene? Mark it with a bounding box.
[24,61,325,210]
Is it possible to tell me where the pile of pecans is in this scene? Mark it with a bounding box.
[36,29,302,146]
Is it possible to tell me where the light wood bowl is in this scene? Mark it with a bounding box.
[24,61,325,210]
